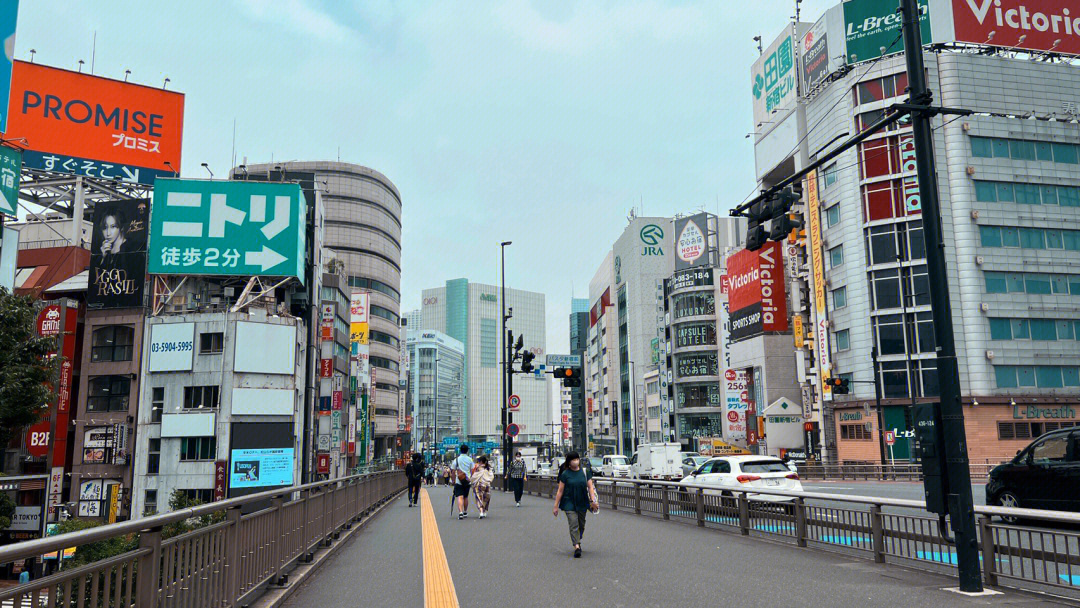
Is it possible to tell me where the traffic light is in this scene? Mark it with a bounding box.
[746,221,767,251]
[520,351,535,374]
[825,376,850,395]
[554,367,581,387]
[768,186,804,242]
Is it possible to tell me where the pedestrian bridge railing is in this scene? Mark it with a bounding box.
[502,474,1080,601]
[796,462,998,481]
[0,471,405,608]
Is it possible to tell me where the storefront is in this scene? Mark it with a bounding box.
[832,398,1080,465]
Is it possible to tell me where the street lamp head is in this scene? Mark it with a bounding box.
[501,241,512,246]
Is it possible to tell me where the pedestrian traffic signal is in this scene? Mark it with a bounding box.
[554,367,581,387]
[825,376,850,395]
[520,351,535,373]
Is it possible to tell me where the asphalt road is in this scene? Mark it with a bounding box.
[279,483,1060,607]
[802,480,989,506]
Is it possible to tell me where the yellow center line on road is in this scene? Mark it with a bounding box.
[420,488,460,608]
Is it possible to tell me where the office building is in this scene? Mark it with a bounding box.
[568,298,589,452]
[420,279,549,442]
[406,329,465,456]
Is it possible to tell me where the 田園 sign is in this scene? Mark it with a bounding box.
[147,179,306,282]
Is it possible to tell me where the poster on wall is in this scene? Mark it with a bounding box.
[229,448,295,489]
[87,199,148,309]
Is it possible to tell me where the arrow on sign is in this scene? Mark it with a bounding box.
[245,246,287,271]
[121,166,140,182]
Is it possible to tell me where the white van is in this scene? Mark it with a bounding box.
[601,454,631,478]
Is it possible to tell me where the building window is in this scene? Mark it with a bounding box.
[832,287,847,310]
[840,423,871,441]
[144,489,158,515]
[855,72,909,105]
[91,325,135,362]
[87,376,131,412]
[980,225,1080,251]
[179,437,217,461]
[183,386,220,409]
[178,489,214,504]
[984,271,1080,296]
[370,304,400,324]
[998,421,1070,440]
[970,136,1079,164]
[370,330,400,348]
[826,204,840,227]
[821,163,839,189]
[829,245,844,268]
[995,365,1080,388]
[147,438,160,474]
[370,356,400,372]
[151,387,164,422]
[347,276,400,302]
[199,332,224,354]
[869,269,901,309]
[835,329,850,351]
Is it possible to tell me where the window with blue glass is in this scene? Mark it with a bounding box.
[984,271,1080,295]
[970,136,1080,164]
[995,365,1080,388]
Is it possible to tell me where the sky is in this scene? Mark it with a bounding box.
[19,0,835,353]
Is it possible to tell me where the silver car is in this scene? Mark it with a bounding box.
[681,456,709,478]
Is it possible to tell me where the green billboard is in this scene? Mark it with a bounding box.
[844,0,931,65]
[148,178,307,282]
[0,146,21,217]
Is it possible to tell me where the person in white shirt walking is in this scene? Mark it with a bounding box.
[450,444,474,519]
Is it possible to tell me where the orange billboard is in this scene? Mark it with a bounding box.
[4,61,184,184]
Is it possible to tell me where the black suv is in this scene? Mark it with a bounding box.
[986,426,1080,522]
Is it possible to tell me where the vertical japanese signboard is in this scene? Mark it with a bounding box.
[350,291,371,464]
[751,24,800,129]
[4,61,184,185]
[88,199,148,308]
[147,179,306,282]
[806,170,832,401]
[0,145,19,217]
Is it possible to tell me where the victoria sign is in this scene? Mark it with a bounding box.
[726,241,788,341]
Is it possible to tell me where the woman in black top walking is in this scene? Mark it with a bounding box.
[552,451,598,558]
[405,453,424,507]
[507,451,527,506]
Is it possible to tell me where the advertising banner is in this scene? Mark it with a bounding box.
[801,5,846,92]
[844,0,931,64]
[726,242,789,341]
[229,448,295,489]
[320,303,334,341]
[0,1,18,134]
[671,267,713,292]
[214,460,226,501]
[0,145,19,217]
[147,322,195,372]
[805,171,832,401]
[751,24,800,129]
[5,506,40,532]
[5,61,184,184]
[675,352,718,378]
[949,0,1080,57]
[674,213,710,270]
[147,179,306,281]
[88,199,148,308]
[722,369,749,443]
[78,479,103,501]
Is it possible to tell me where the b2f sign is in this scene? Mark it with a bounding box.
[147,179,307,282]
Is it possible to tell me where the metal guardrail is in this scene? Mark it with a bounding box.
[0,471,405,608]
[796,462,998,481]
[504,474,1080,600]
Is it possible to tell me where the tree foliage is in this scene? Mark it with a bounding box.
[162,490,226,539]
[0,491,14,529]
[51,518,138,568]
[0,288,60,446]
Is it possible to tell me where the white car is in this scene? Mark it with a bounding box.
[678,455,803,503]
[601,455,631,478]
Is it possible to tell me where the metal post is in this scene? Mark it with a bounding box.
[738,493,750,535]
[224,506,242,603]
[870,504,885,564]
[979,514,997,587]
[634,482,641,515]
[661,486,670,520]
[500,241,511,490]
[795,497,807,548]
[134,526,162,607]
[899,0,981,592]
[695,488,705,528]
[872,347,888,469]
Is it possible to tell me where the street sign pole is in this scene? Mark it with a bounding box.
[900,0,981,592]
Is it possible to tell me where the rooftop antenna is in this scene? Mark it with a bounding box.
[754,36,762,55]
[28,49,35,63]
[77,59,84,73]
[230,118,237,170]
[794,0,801,22]
[91,31,96,73]
[201,163,214,179]
[124,69,130,82]
[162,77,170,89]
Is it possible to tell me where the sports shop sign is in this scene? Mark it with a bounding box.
[726,241,788,341]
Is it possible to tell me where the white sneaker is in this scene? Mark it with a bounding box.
[516,502,521,507]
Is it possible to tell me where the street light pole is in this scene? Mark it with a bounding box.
[899,0,981,591]
[500,241,512,490]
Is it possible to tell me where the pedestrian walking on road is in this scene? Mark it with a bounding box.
[451,444,474,519]
[552,451,598,558]
[405,453,424,507]
[425,464,435,486]
[470,455,495,518]
[442,466,451,487]
[507,451,527,506]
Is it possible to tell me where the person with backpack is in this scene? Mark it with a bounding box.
[552,451,598,558]
[470,455,495,519]
[450,444,474,519]
[405,453,424,507]
[507,451,528,506]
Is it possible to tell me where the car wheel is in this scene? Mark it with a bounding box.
[995,491,1021,524]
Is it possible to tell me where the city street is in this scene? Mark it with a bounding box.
[803,480,988,506]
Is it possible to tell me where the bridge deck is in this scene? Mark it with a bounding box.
[280,485,1048,607]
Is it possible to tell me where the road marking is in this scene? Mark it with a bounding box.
[421,489,459,608]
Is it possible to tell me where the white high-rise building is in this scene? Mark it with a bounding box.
[420,279,549,442]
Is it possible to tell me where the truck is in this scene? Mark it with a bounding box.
[629,443,683,481]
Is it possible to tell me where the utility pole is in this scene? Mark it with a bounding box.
[871,347,887,466]
[899,0,981,592]
[504,328,514,489]
[500,241,511,489]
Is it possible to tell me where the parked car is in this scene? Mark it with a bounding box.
[986,425,1080,522]
[601,455,631,478]
[678,455,803,503]
[681,456,709,478]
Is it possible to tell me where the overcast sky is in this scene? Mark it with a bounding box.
[20,0,835,353]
